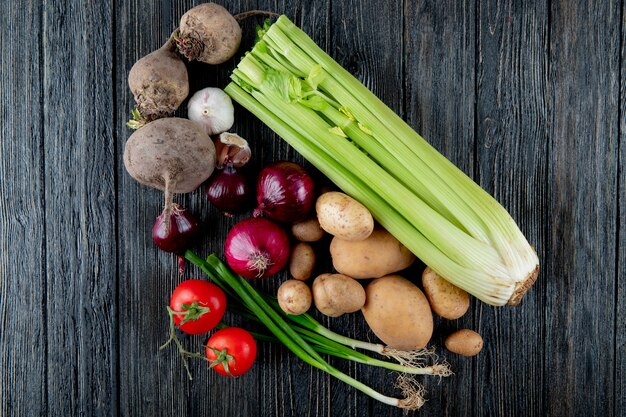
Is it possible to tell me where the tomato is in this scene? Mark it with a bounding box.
[205,327,257,377]
[169,279,226,335]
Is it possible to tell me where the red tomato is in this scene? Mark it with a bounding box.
[169,279,226,335]
[205,327,257,377]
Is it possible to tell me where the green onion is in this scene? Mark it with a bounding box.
[224,304,450,376]
[184,250,443,410]
[224,16,539,306]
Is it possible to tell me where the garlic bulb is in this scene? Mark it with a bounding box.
[187,87,235,135]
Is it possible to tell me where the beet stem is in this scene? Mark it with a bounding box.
[233,10,280,22]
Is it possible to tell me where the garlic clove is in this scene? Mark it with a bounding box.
[215,132,252,169]
[187,87,235,135]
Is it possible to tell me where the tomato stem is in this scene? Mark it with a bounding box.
[160,306,204,380]
[206,346,236,376]
[178,302,211,325]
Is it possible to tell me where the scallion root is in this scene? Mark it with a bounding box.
[381,345,436,367]
[395,375,427,411]
[381,346,454,377]
[431,362,454,378]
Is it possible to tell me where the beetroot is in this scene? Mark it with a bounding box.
[174,3,241,64]
[127,34,189,125]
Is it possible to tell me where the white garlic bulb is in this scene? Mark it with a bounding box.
[187,87,235,135]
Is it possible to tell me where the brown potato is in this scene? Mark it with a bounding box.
[289,243,316,281]
[316,192,374,241]
[330,229,415,279]
[422,267,470,320]
[445,329,483,356]
[361,275,433,350]
[291,218,325,242]
[277,280,312,315]
[312,273,365,317]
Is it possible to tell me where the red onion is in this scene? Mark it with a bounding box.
[152,204,200,254]
[224,217,290,279]
[254,161,315,223]
[205,163,251,216]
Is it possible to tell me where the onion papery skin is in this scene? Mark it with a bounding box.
[224,217,290,279]
[152,205,200,254]
[254,161,315,223]
[205,164,251,215]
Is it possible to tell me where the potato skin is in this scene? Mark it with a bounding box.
[422,267,469,320]
[316,192,374,241]
[277,280,312,315]
[289,243,315,281]
[361,275,433,350]
[445,329,483,356]
[312,274,365,317]
[291,218,325,242]
[330,229,415,279]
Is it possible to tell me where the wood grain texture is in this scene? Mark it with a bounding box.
[42,0,117,415]
[0,1,47,415]
[616,1,625,415]
[403,1,477,416]
[474,1,549,416]
[545,0,621,416]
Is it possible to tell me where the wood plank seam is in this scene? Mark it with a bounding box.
[615,1,625,416]
[39,0,49,415]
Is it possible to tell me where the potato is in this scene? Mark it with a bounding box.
[289,243,315,281]
[361,275,433,350]
[277,280,312,315]
[422,267,469,320]
[330,229,415,279]
[291,218,325,242]
[312,273,366,317]
[445,329,483,356]
[316,191,374,241]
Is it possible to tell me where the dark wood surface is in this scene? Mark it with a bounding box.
[0,0,623,416]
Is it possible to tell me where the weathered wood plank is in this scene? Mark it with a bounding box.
[473,1,549,416]
[545,0,621,416]
[0,1,46,416]
[404,0,477,415]
[114,0,193,416]
[41,0,117,415]
[616,2,625,415]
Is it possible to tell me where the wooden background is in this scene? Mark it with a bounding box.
[0,0,624,415]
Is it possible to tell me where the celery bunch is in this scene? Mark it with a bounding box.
[225,16,539,306]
